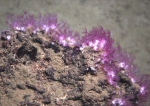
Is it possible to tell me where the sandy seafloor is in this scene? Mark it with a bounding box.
[0,0,150,105]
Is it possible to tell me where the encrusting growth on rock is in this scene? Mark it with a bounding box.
[0,12,150,106]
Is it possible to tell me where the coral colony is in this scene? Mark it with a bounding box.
[1,12,150,105]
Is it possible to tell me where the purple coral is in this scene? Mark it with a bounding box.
[5,12,150,106]
[110,96,133,106]
[136,74,150,103]
[7,12,36,31]
[81,27,115,58]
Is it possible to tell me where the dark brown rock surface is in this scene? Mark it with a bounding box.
[0,30,141,106]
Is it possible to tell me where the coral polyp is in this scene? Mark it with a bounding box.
[0,12,150,106]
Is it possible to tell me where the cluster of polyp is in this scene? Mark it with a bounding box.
[6,12,150,105]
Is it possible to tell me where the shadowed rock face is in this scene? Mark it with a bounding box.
[0,28,147,106]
